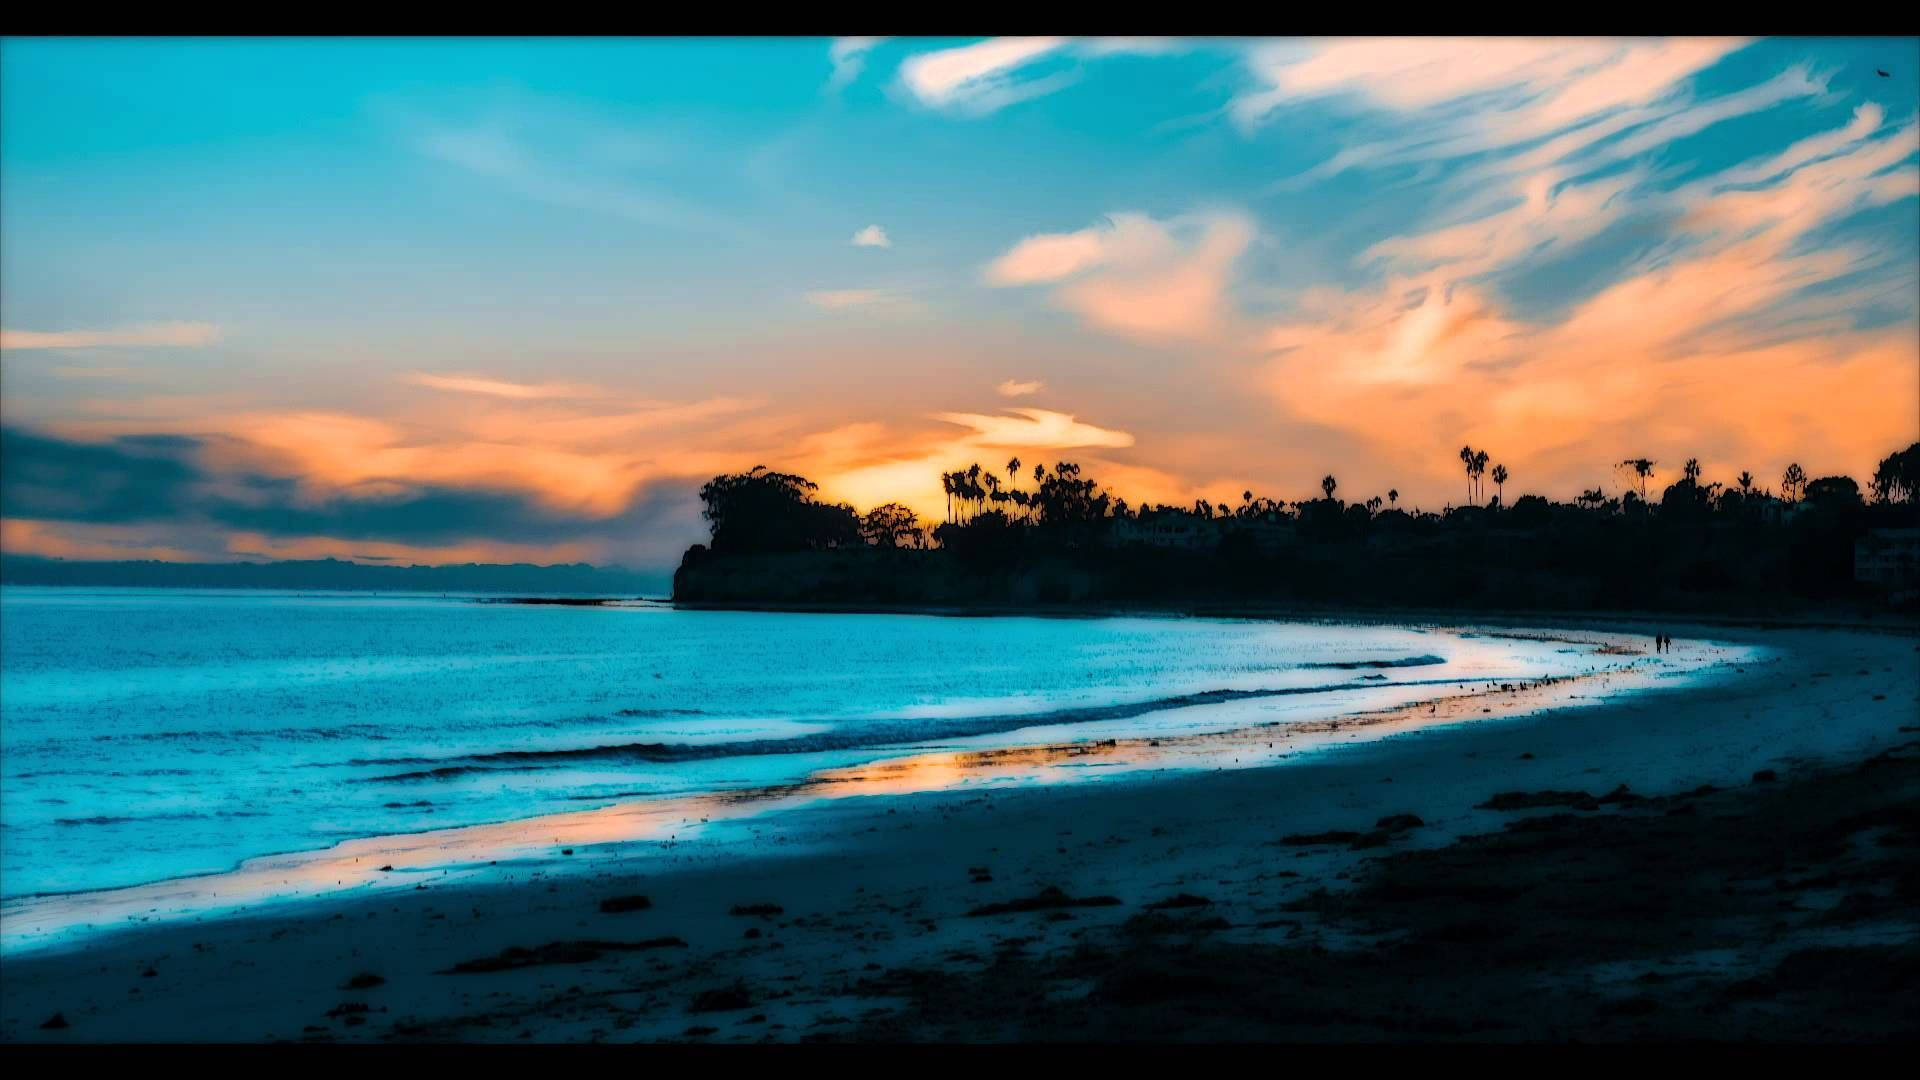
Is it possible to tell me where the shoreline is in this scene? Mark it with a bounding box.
[0,618,1720,951]
[666,597,1920,637]
[3,620,1914,1042]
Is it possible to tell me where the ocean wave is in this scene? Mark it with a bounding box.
[55,810,265,827]
[1300,654,1446,670]
[357,675,1443,782]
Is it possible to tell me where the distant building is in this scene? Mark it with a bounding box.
[1755,496,1811,526]
[1109,514,1217,551]
[1229,518,1295,554]
[1855,527,1920,601]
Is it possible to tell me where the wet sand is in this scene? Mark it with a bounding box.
[3,621,1916,1042]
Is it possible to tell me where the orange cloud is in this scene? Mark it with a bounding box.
[405,372,600,399]
[985,211,1254,342]
[0,323,221,350]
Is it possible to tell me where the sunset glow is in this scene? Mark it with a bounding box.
[3,37,1915,578]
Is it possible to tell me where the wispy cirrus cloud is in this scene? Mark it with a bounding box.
[997,379,1044,397]
[888,37,1206,116]
[805,288,911,311]
[1,323,222,350]
[828,37,888,92]
[1260,96,1920,503]
[395,94,745,237]
[1233,37,1750,141]
[897,37,1076,115]
[406,372,600,400]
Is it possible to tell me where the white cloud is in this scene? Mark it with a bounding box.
[997,379,1045,397]
[828,37,887,92]
[898,37,1073,115]
[852,224,892,248]
[0,323,222,350]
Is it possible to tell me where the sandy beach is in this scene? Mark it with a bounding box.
[4,618,1916,1043]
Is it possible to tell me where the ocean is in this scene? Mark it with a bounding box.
[0,587,1656,900]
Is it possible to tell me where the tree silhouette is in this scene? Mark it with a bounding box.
[1870,443,1919,505]
[860,503,921,548]
[1388,489,1398,507]
[1737,471,1754,494]
[1783,463,1807,504]
[1322,474,1338,500]
[1620,458,1656,499]
[1491,464,1508,504]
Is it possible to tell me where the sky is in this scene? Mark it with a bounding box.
[2,36,1917,575]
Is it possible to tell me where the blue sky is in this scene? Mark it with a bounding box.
[2,37,1916,573]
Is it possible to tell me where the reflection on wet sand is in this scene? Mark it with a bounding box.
[1,646,1690,954]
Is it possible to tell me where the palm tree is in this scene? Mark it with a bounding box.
[1491,464,1508,504]
[1459,445,1477,502]
[1737,471,1754,494]
[1388,489,1398,507]
[1620,458,1655,499]
[1322,474,1337,500]
[1472,450,1490,503]
[941,471,956,524]
[1007,457,1021,485]
[1782,463,1807,503]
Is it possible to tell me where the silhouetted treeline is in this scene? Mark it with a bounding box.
[0,555,664,595]
[677,443,1920,615]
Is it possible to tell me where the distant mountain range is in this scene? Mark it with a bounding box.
[0,554,668,596]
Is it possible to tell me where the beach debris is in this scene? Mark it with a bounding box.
[1596,784,1646,806]
[967,885,1122,917]
[341,972,385,990]
[1476,790,1601,812]
[439,938,686,974]
[598,894,653,913]
[689,981,754,1013]
[39,1012,69,1030]
[1279,830,1365,846]
[729,903,784,917]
